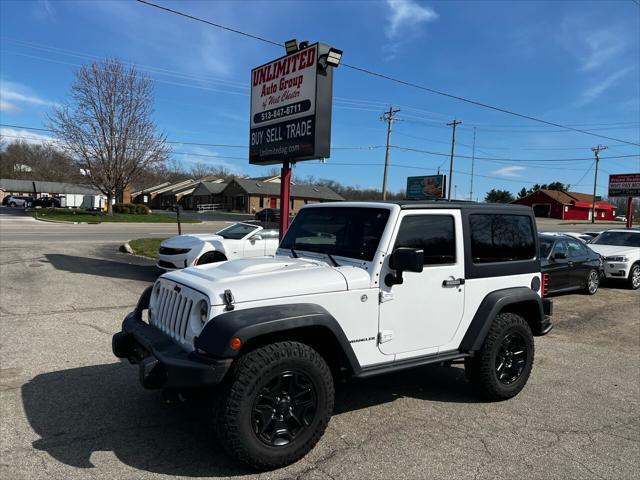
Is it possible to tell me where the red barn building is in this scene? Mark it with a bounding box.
[512,189,616,221]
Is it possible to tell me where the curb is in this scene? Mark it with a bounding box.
[31,216,100,225]
[119,240,157,261]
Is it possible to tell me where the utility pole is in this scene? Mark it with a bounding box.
[447,119,462,200]
[590,145,607,224]
[470,127,476,201]
[381,106,400,200]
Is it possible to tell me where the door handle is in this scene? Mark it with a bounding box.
[442,278,465,287]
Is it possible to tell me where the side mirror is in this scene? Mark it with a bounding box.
[251,235,262,241]
[553,252,567,260]
[385,247,423,286]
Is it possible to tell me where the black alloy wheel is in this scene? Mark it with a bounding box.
[251,370,317,447]
[495,333,528,385]
[586,269,600,295]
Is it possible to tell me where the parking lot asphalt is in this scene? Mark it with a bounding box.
[0,214,639,479]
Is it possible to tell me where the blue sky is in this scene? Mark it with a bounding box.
[1,0,639,199]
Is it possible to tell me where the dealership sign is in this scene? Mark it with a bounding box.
[406,175,447,200]
[249,43,334,165]
[608,173,640,197]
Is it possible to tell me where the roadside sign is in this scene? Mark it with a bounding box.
[249,43,334,165]
[406,175,447,200]
[608,173,640,197]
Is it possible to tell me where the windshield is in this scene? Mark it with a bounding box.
[591,231,640,248]
[280,207,391,261]
[217,223,259,240]
[539,238,554,258]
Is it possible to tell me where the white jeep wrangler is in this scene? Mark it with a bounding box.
[113,201,553,470]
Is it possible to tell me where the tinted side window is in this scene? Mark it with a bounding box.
[567,239,587,257]
[551,240,568,257]
[469,214,536,263]
[394,215,455,265]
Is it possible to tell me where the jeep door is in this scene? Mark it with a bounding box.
[378,210,465,355]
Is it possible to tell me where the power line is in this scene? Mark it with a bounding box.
[3,123,638,163]
[133,0,640,147]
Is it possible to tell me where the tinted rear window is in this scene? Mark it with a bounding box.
[470,214,536,263]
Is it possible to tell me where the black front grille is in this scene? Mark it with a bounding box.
[158,259,177,269]
[159,247,191,255]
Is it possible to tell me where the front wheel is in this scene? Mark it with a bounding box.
[465,313,534,401]
[214,341,334,470]
[9,202,16,207]
[584,269,600,295]
[628,264,640,290]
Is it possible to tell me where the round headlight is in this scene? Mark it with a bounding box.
[198,300,209,324]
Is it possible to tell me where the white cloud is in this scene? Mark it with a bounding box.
[492,166,526,178]
[0,80,58,112]
[385,0,438,39]
[32,0,55,22]
[0,127,58,147]
[557,19,630,72]
[578,67,634,106]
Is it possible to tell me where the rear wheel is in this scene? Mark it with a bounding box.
[465,313,534,401]
[584,269,600,295]
[214,341,334,470]
[629,264,640,290]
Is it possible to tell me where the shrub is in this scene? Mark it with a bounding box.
[135,204,150,215]
[113,203,147,214]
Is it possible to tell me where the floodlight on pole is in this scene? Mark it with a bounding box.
[284,39,298,55]
[326,48,343,67]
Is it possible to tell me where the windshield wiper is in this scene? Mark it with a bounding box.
[290,248,299,258]
[326,253,340,267]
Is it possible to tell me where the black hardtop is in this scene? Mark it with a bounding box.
[385,200,534,213]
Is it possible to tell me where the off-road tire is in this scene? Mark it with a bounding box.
[465,313,534,401]
[214,341,334,470]
[628,263,640,290]
[197,251,227,265]
[584,269,600,295]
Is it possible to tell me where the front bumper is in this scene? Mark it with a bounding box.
[112,297,232,389]
[603,261,630,279]
[157,253,193,270]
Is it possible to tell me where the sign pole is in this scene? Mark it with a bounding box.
[627,196,633,229]
[279,161,292,239]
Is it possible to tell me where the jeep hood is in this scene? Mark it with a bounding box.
[161,256,365,306]
[161,233,224,248]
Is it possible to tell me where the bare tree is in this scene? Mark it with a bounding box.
[49,59,168,213]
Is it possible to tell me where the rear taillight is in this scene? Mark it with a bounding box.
[541,272,549,297]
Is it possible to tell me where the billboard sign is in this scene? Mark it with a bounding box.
[249,43,334,165]
[608,173,640,197]
[406,175,447,200]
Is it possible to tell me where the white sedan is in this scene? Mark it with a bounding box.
[157,222,279,270]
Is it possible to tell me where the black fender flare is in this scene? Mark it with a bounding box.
[459,287,545,352]
[194,303,361,371]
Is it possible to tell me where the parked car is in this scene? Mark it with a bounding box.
[615,215,627,222]
[587,229,640,289]
[544,231,593,243]
[114,201,553,469]
[254,207,280,222]
[5,195,33,208]
[538,233,603,295]
[157,222,279,270]
[32,196,61,208]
